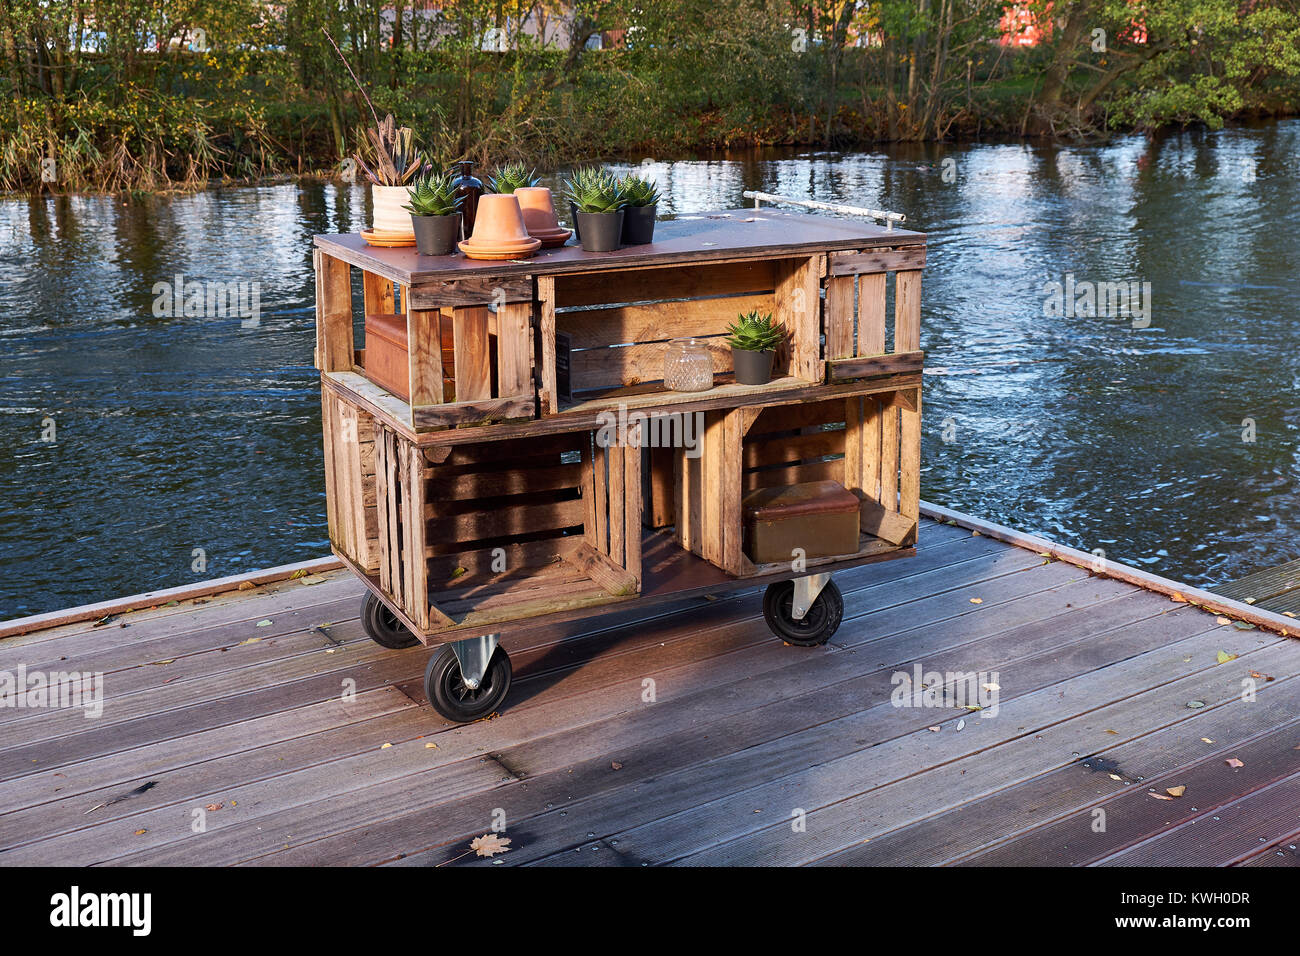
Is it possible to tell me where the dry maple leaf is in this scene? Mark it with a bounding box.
[471,833,512,858]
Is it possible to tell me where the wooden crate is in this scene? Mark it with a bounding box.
[536,256,823,415]
[673,386,920,577]
[364,417,644,641]
[823,243,925,382]
[314,251,536,432]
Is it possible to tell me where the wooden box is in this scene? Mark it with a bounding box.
[742,480,861,565]
[359,419,644,641]
[363,311,466,404]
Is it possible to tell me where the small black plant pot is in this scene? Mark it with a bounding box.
[575,210,624,252]
[621,204,657,245]
[411,213,461,256]
[732,348,775,385]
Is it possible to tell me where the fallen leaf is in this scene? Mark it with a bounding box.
[969,598,983,605]
[1202,738,1214,743]
[1225,757,1244,768]
[135,829,148,835]
[1216,650,1238,664]
[1216,616,1231,625]
[1166,786,1186,797]
[1186,700,1205,709]
[1104,729,1119,735]
[982,682,1000,692]
[237,637,260,646]
[927,726,941,732]
[298,574,327,586]
[425,742,438,749]
[1249,671,1274,682]
[255,619,272,627]
[1149,793,1174,800]
[471,833,512,858]
[1170,592,1188,603]
[381,743,392,749]
[205,803,224,812]
[1109,773,1123,781]
[147,659,174,666]
[611,761,623,770]
[956,719,966,731]
[1284,612,1297,618]
[1244,597,1256,604]
[237,581,257,591]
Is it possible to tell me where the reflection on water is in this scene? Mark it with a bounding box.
[2,121,1299,616]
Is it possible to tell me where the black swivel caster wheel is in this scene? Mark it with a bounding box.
[763,578,844,646]
[424,645,512,722]
[360,592,420,650]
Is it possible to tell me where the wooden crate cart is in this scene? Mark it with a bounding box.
[313,203,925,721]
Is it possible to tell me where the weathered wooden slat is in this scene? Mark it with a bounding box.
[407,275,532,310]
[556,293,774,350]
[554,260,777,309]
[607,442,626,567]
[857,272,887,357]
[829,245,927,276]
[828,350,924,382]
[823,275,855,361]
[496,301,534,404]
[899,392,921,523]
[405,307,444,411]
[624,423,643,587]
[569,337,730,391]
[410,395,534,431]
[425,498,585,550]
[314,251,353,372]
[894,270,922,353]
[774,256,822,383]
[427,462,581,502]
[451,305,492,402]
[537,275,559,415]
[566,544,639,597]
[743,429,845,469]
[363,271,395,316]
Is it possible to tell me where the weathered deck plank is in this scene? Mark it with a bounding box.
[3,515,1299,867]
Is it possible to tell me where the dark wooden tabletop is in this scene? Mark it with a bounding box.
[314,208,926,285]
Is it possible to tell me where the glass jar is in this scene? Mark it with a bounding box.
[663,337,715,392]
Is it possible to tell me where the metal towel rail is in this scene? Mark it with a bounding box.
[741,190,905,231]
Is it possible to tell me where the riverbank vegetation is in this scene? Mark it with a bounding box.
[3,0,1299,193]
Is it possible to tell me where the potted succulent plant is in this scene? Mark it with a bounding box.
[354,114,424,239]
[619,173,661,245]
[564,167,625,252]
[488,161,541,194]
[404,169,463,256]
[725,310,787,385]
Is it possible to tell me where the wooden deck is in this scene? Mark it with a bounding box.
[3,515,1300,867]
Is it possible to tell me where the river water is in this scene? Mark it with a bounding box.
[2,121,1298,617]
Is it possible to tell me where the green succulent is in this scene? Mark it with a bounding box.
[404,169,462,218]
[563,166,624,214]
[619,173,661,207]
[488,161,540,194]
[725,310,786,352]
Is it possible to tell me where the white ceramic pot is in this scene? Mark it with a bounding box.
[371,183,414,236]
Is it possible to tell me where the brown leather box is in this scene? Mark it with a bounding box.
[362,312,458,403]
[742,479,862,565]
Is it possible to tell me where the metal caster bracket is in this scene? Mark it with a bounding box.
[791,573,832,621]
[450,633,500,690]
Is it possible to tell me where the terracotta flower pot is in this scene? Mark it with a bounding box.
[371,184,414,238]
[459,193,541,260]
[514,187,572,247]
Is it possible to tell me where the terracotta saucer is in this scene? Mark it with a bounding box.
[361,229,416,248]
[530,227,573,248]
[458,237,542,260]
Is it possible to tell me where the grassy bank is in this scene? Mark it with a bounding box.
[4,0,1300,194]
